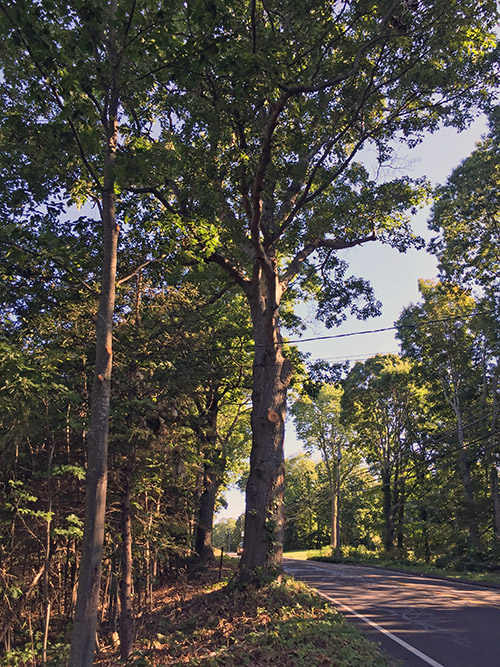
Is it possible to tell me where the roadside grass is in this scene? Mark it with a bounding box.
[284,548,500,587]
[96,557,389,666]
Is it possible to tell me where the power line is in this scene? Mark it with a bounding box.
[284,310,492,347]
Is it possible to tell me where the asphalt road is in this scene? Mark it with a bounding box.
[283,557,500,667]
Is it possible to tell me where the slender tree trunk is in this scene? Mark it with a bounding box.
[107,550,118,638]
[42,425,55,665]
[488,368,500,541]
[382,470,394,554]
[396,497,405,553]
[68,87,120,665]
[455,406,481,547]
[334,452,341,557]
[331,488,338,553]
[420,505,431,563]
[239,272,291,581]
[491,466,500,541]
[323,458,337,552]
[119,472,134,660]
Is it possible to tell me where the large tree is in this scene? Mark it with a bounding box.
[131,0,497,579]
[429,111,500,542]
[292,384,352,554]
[342,355,419,554]
[429,108,500,299]
[0,2,184,663]
[396,280,483,546]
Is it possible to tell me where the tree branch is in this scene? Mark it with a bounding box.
[124,185,180,215]
[207,252,249,289]
[2,240,98,294]
[281,230,377,287]
[0,2,103,191]
[116,255,167,286]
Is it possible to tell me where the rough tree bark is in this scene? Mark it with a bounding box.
[239,270,291,580]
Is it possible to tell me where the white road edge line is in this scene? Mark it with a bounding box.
[314,588,446,667]
[284,564,446,667]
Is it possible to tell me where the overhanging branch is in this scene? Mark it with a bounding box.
[281,230,377,287]
[207,252,249,290]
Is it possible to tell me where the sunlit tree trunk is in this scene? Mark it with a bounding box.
[68,88,120,667]
[239,271,291,581]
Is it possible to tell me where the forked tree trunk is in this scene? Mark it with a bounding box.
[239,273,292,581]
[68,101,120,665]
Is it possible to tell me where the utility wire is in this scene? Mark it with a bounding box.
[283,310,492,348]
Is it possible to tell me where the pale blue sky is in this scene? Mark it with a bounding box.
[217,115,489,521]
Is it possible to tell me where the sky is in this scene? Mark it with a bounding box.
[216,114,489,521]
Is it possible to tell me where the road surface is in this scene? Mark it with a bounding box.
[284,557,500,667]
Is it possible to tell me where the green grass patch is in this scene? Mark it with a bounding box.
[284,548,500,587]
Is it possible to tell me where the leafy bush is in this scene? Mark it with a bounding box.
[434,543,500,572]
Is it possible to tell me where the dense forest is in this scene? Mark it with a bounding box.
[0,0,498,665]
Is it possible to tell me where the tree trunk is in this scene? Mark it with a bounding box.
[488,368,500,541]
[0,561,46,644]
[239,273,291,581]
[396,496,405,554]
[455,406,481,547]
[119,472,134,660]
[331,487,338,553]
[334,453,341,557]
[195,401,222,561]
[195,464,220,561]
[68,100,120,665]
[420,505,431,563]
[382,470,394,554]
[107,550,118,637]
[42,427,55,666]
[491,466,500,541]
[480,349,500,542]
[323,457,337,552]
